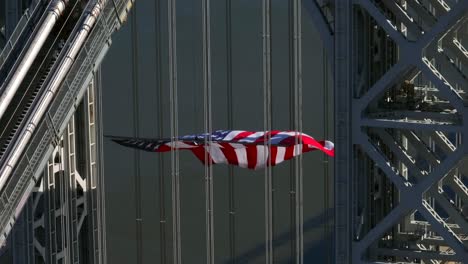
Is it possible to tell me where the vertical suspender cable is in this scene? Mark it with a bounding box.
[262,0,273,262]
[168,0,182,262]
[202,0,215,262]
[155,0,167,262]
[225,0,236,261]
[131,6,143,263]
[292,0,303,263]
[96,69,108,264]
[323,48,330,264]
[288,1,295,258]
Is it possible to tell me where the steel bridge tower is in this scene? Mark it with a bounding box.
[0,0,133,263]
[313,0,468,263]
[1,0,467,263]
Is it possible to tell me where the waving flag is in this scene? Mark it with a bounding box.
[109,130,334,169]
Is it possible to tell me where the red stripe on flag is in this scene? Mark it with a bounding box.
[220,143,238,165]
[317,140,335,157]
[267,130,281,138]
[301,136,320,145]
[190,147,206,164]
[269,146,278,166]
[233,131,255,140]
[191,147,214,165]
[284,145,295,161]
[156,144,172,152]
[246,146,257,169]
[302,138,335,157]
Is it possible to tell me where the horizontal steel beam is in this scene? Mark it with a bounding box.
[362,118,462,132]
[372,247,459,262]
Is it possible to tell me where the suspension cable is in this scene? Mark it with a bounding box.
[168,0,181,262]
[323,46,331,264]
[293,0,303,262]
[130,5,143,263]
[288,0,295,258]
[225,0,236,261]
[96,69,108,264]
[155,0,167,262]
[202,0,215,261]
[262,0,273,262]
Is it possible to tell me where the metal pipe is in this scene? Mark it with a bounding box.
[0,0,69,121]
[0,0,108,192]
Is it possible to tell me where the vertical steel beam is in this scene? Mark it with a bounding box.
[334,0,468,262]
[334,0,353,263]
[2,82,106,264]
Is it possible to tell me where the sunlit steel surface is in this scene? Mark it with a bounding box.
[327,0,468,263]
[0,0,133,263]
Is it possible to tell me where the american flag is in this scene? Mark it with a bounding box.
[110,130,334,169]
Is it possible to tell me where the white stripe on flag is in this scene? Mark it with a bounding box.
[275,147,286,165]
[235,148,248,168]
[223,130,244,141]
[169,141,197,148]
[270,134,290,144]
[207,143,228,164]
[255,146,269,169]
[293,144,303,157]
[277,131,299,137]
[324,140,334,150]
[238,131,264,143]
[229,143,248,149]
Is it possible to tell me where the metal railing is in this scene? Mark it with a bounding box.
[0,1,44,72]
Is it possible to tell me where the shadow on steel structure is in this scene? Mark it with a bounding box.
[324,0,468,263]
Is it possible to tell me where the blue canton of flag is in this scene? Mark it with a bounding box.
[180,130,231,141]
[211,130,231,141]
[180,134,199,140]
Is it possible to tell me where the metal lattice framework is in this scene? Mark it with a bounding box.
[308,0,468,263]
[3,84,105,264]
[0,0,133,262]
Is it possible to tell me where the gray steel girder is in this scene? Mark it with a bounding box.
[334,0,468,262]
